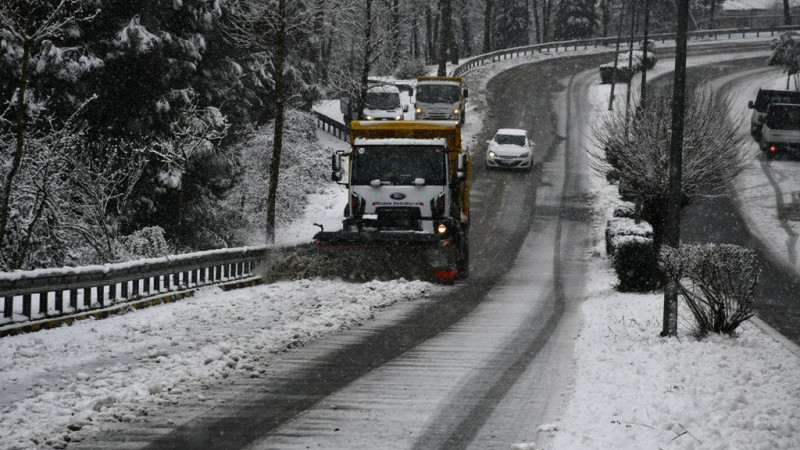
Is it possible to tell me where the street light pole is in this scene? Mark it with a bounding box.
[663,0,690,337]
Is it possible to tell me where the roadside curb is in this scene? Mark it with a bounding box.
[750,316,800,359]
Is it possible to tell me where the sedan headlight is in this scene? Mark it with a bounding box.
[520,152,530,158]
[488,151,497,158]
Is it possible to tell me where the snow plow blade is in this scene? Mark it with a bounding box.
[314,231,445,246]
[313,231,458,283]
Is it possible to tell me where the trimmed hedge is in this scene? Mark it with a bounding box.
[605,217,653,257]
[612,235,660,292]
[606,217,660,292]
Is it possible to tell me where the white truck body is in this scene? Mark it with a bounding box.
[414,77,467,123]
[747,89,800,139]
[347,137,450,233]
[362,85,406,121]
[316,120,471,282]
[760,102,800,157]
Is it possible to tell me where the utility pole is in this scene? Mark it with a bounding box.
[663,0,690,337]
[624,0,638,119]
[640,0,651,108]
[608,0,626,111]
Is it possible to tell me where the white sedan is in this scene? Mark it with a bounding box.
[485,128,534,171]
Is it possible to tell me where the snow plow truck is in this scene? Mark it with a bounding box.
[314,120,471,283]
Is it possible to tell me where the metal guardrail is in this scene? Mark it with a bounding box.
[315,110,349,142]
[314,25,800,132]
[0,246,272,336]
[451,25,800,76]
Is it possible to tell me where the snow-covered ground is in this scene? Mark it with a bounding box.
[2,37,800,450]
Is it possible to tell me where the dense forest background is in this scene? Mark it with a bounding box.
[0,0,732,270]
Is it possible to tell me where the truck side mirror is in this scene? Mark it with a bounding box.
[463,88,469,98]
[403,105,409,112]
[747,100,754,109]
[331,152,343,182]
[457,153,467,181]
[339,98,349,114]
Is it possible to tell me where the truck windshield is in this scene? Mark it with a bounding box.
[351,145,447,185]
[416,85,460,103]
[365,93,401,110]
[766,106,800,130]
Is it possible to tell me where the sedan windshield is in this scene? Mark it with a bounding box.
[351,145,447,185]
[494,134,526,146]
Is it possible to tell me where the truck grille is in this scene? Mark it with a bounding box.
[375,207,422,231]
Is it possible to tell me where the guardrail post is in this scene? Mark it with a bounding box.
[69,288,78,311]
[155,274,162,293]
[108,283,116,303]
[55,289,63,313]
[39,292,47,316]
[132,279,139,298]
[23,293,32,318]
[121,280,129,299]
[3,296,11,318]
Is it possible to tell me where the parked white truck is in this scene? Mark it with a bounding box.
[314,120,471,282]
[414,76,468,124]
[340,85,407,125]
[747,89,800,139]
[760,102,800,158]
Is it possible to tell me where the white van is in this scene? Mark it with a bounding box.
[760,102,800,158]
[747,89,800,139]
[363,85,407,121]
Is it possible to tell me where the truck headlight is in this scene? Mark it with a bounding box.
[454,108,460,114]
[366,115,373,120]
[437,223,448,235]
[415,108,422,114]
